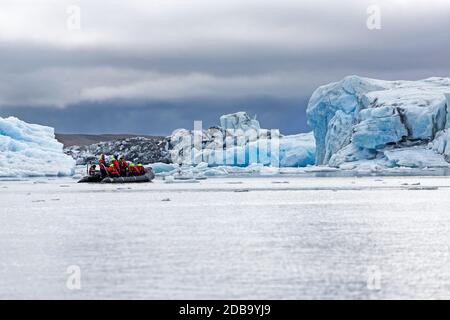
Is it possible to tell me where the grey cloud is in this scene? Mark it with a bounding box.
[0,0,449,133]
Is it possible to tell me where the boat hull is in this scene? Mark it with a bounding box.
[78,172,155,184]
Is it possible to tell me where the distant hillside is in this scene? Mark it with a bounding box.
[56,133,164,147]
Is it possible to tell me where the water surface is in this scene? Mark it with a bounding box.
[1,176,449,299]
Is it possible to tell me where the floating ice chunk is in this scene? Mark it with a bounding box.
[337,159,389,173]
[203,167,229,176]
[259,166,280,175]
[384,146,450,168]
[150,162,179,174]
[279,132,316,167]
[329,144,377,167]
[429,129,450,158]
[194,162,209,170]
[0,117,75,177]
[301,166,340,173]
[169,111,316,168]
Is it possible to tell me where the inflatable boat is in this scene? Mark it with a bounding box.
[78,171,155,184]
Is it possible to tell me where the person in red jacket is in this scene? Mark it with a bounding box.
[111,155,121,174]
[99,154,106,166]
[119,156,129,176]
[98,154,107,177]
[128,163,138,176]
[107,164,120,177]
[136,163,147,175]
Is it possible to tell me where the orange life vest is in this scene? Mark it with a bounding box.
[107,165,119,176]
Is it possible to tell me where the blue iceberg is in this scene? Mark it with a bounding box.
[307,76,450,169]
[169,112,315,168]
[0,116,75,177]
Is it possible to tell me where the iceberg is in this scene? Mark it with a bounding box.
[430,129,450,160]
[169,112,316,168]
[149,162,179,174]
[220,112,261,131]
[279,132,316,167]
[0,116,75,177]
[307,76,450,169]
[384,146,450,168]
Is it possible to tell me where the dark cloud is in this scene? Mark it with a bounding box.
[0,0,449,134]
[0,96,310,135]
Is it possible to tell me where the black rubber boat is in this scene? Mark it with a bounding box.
[78,171,155,184]
[78,174,103,183]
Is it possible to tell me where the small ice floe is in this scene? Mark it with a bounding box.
[259,167,281,176]
[164,176,199,184]
[72,174,83,180]
[407,186,438,191]
[59,185,70,188]
[303,166,340,173]
[272,181,289,184]
[166,179,200,184]
[150,163,179,174]
[401,182,421,186]
[226,181,243,185]
[234,189,249,193]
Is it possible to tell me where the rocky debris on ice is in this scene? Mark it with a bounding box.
[169,112,316,167]
[307,76,450,169]
[0,116,75,177]
[65,136,169,165]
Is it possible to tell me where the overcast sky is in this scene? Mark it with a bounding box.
[0,0,449,134]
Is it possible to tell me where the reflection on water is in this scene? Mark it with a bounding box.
[0,177,449,299]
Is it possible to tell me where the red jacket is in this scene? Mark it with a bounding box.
[107,165,119,176]
[112,159,120,171]
[128,165,137,174]
[120,160,129,171]
[136,165,146,175]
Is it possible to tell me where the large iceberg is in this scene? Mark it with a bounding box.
[307,76,450,169]
[169,112,315,167]
[0,116,75,177]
